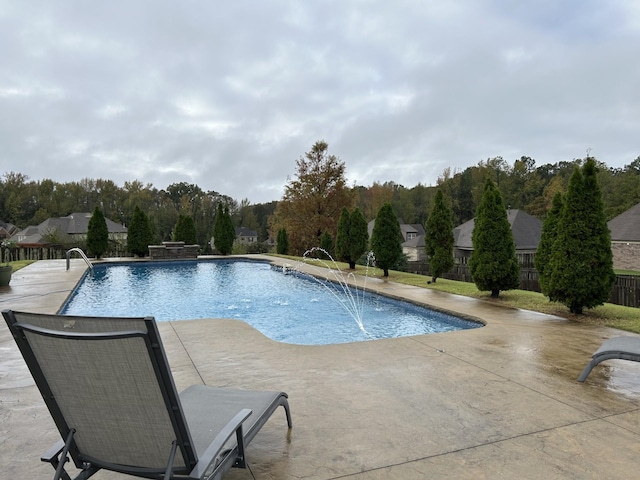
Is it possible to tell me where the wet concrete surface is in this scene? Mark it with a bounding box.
[1,257,639,479]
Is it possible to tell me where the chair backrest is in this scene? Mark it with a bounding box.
[3,310,197,476]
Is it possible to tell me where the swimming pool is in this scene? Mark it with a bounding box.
[61,260,481,345]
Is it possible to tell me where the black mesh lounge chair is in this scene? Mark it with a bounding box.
[578,335,640,382]
[3,310,292,480]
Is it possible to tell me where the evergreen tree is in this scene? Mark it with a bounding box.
[173,214,197,244]
[335,207,369,269]
[425,190,454,283]
[86,206,109,259]
[127,205,153,257]
[276,227,289,255]
[535,192,563,295]
[335,207,351,263]
[213,203,224,252]
[223,206,236,253]
[547,159,615,313]
[213,204,235,255]
[319,230,334,259]
[173,215,183,242]
[469,179,520,297]
[349,207,369,267]
[370,203,402,277]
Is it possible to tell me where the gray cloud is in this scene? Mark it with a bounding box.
[1,0,639,204]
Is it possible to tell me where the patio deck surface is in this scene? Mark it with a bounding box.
[1,257,639,479]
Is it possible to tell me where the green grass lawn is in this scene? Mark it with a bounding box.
[615,269,640,276]
[269,254,640,334]
[386,271,640,334]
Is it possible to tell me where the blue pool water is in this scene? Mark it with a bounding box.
[61,260,481,345]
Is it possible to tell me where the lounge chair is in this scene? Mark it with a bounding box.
[578,335,640,382]
[2,310,292,480]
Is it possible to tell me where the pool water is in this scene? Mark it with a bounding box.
[61,260,481,345]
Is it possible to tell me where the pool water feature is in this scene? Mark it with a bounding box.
[61,260,481,345]
[297,247,377,336]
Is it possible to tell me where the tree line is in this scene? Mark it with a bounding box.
[2,143,639,252]
[0,141,623,313]
[0,173,271,250]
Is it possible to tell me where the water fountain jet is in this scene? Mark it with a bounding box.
[285,248,376,336]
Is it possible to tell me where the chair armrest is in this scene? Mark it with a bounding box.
[188,408,252,480]
[41,439,65,463]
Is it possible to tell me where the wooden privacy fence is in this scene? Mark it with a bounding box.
[406,261,540,292]
[609,275,640,308]
[1,244,128,262]
[407,260,640,309]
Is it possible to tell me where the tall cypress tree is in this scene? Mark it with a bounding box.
[223,206,236,253]
[535,192,563,295]
[276,227,289,255]
[371,203,402,277]
[213,203,225,253]
[319,230,334,259]
[86,206,109,259]
[469,179,519,297]
[335,207,351,262]
[173,214,196,244]
[547,159,615,313]
[127,205,153,257]
[335,207,369,269]
[213,204,235,255]
[425,190,454,283]
[349,207,369,268]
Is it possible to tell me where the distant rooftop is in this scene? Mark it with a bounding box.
[608,203,640,242]
[453,209,542,251]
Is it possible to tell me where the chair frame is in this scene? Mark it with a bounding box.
[3,310,290,480]
[578,335,640,383]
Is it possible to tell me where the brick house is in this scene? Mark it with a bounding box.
[367,221,426,261]
[234,227,258,245]
[608,203,640,271]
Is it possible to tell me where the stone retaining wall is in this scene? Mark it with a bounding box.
[148,242,199,260]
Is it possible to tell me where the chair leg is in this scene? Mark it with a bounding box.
[46,429,76,480]
[281,399,293,428]
[578,360,597,382]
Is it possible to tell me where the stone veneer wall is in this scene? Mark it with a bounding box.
[611,241,640,271]
[148,242,199,260]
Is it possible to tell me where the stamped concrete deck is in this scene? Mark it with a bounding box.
[1,258,639,479]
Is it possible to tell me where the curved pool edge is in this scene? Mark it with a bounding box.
[7,256,568,338]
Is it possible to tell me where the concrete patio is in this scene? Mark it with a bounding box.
[1,258,639,479]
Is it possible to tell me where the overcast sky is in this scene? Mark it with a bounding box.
[1,1,639,204]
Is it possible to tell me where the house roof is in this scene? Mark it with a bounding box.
[403,235,425,248]
[367,220,425,248]
[0,220,19,239]
[400,223,425,237]
[608,203,640,242]
[235,227,257,237]
[454,209,542,251]
[13,212,127,246]
[63,212,128,234]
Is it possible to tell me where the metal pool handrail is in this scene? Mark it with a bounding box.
[66,248,94,273]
